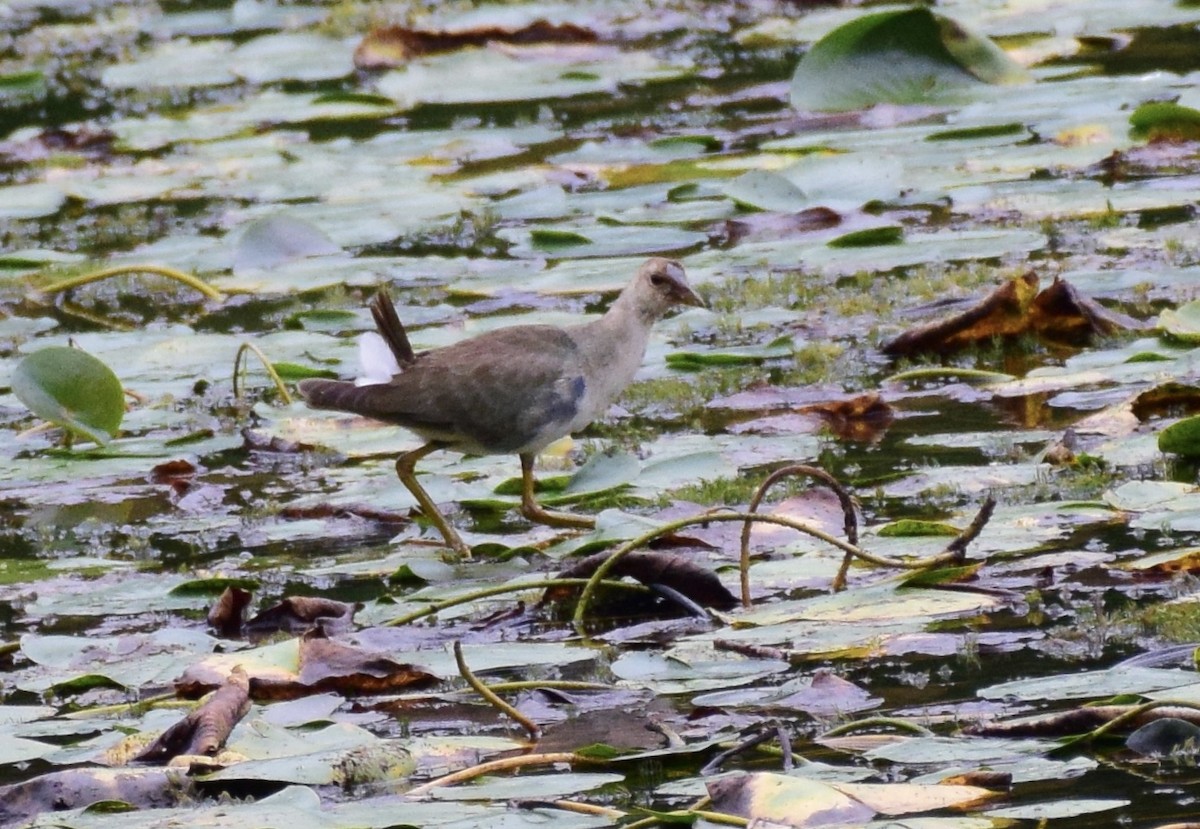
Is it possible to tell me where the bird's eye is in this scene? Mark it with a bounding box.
[649,273,668,287]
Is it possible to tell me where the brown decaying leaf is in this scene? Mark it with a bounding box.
[798,392,894,442]
[245,595,357,634]
[968,704,1200,738]
[354,20,598,69]
[549,549,737,610]
[135,667,251,763]
[882,273,1148,357]
[175,629,439,700]
[715,206,841,246]
[0,767,193,825]
[0,127,116,163]
[207,586,252,637]
[261,629,438,701]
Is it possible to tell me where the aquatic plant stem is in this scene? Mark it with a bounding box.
[573,511,966,629]
[454,640,540,741]
[233,341,293,404]
[384,578,649,627]
[41,264,224,301]
[740,464,859,606]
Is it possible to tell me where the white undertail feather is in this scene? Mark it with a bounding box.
[355,332,400,387]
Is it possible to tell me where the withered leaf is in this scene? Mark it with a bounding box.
[135,667,251,763]
[253,629,438,700]
[354,21,598,70]
[207,586,253,638]
[1029,276,1151,342]
[882,272,1040,356]
[883,273,1147,356]
[799,392,894,442]
[0,767,192,825]
[245,595,357,635]
[551,550,737,610]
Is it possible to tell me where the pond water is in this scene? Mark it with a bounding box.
[4,0,1200,827]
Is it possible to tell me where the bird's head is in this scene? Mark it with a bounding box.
[625,257,704,323]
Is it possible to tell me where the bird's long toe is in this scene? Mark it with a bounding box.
[519,499,597,529]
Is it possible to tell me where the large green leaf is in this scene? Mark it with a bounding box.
[791,7,1029,111]
[11,347,125,445]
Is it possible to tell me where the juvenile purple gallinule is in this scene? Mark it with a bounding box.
[299,257,703,556]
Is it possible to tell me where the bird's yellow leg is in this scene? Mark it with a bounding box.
[396,443,472,559]
[519,453,596,529]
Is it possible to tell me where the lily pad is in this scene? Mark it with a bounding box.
[11,347,125,445]
[790,7,1029,112]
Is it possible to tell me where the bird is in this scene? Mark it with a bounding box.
[298,257,704,557]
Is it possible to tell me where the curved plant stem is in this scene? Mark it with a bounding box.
[740,464,859,606]
[384,578,649,627]
[573,512,965,629]
[63,692,182,719]
[466,679,613,693]
[1070,699,1200,747]
[41,264,224,301]
[233,342,293,405]
[625,809,748,829]
[406,752,587,797]
[821,716,936,739]
[454,640,540,741]
[885,366,1014,384]
[546,800,627,819]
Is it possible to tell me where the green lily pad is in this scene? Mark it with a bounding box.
[1158,416,1200,457]
[827,225,903,248]
[790,7,1029,112]
[1130,102,1200,142]
[11,347,125,445]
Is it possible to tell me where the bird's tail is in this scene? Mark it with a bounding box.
[297,378,374,415]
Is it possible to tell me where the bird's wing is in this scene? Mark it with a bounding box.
[301,326,588,453]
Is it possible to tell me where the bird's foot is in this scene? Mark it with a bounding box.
[520,500,596,529]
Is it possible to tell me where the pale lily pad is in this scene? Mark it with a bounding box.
[377,45,693,108]
[980,667,1194,702]
[100,38,237,89]
[1159,300,1200,343]
[232,214,342,274]
[230,32,354,83]
[986,799,1130,821]
[0,182,66,220]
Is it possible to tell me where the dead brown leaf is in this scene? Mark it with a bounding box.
[799,392,894,442]
[245,596,357,635]
[135,667,251,763]
[882,273,1148,357]
[550,550,737,610]
[354,21,597,69]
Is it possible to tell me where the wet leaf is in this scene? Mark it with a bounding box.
[12,347,124,445]
[1130,102,1200,142]
[355,20,597,69]
[1158,415,1200,457]
[827,225,903,248]
[232,214,342,274]
[790,8,1029,112]
[135,667,251,762]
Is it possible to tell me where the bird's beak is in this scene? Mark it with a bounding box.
[675,283,706,309]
